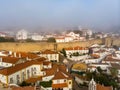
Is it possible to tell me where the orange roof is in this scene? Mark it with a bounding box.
[96,84,112,90]
[12,86,35,90]
[52,83,68,88]
[11,52,39,59]
[26,76,42,83]
[0,56,20,64]
[0,58,45,75]
[52,71,68,80]
[91,54,100,59]
[41,50,58,54]
[65,46,88,50]
[43,68,56,76]
[43,61,51,65]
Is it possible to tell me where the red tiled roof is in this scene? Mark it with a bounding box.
[0,56,20,64]
[26,76,42,83]
[41,50,58,54]
[52,83,68,88]
[96,84,112,90]
[0,57,45,75]
[12,86,35,90]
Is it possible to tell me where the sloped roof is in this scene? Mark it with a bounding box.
[0,58,45,75]
[52,71,69,80]
[96,84,112,90]
[0,56,20,64]
[52,83,68,88]
[41,50,58,54]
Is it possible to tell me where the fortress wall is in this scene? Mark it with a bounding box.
[0,38,116,52]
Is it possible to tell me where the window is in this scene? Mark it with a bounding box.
[22,72,25,81]
[69,81,71,84]
[57,80,60,83]
[50,55,52,59]
[64,80,66,82]
[10,78,13,83]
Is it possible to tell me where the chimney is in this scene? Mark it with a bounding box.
[26,57,29,60]
[14,52,16,57]
[0,57,2,62]
[9,51,12,55]
[19,53,21,58]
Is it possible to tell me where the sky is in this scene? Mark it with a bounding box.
[0,0,120,32]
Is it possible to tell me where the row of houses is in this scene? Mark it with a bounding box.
[0,50,72,90]
[16,30,87,42]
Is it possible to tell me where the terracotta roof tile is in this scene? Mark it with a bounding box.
[0,56,20,64]
[52,83,68,88]
[12,86,35,90]
[41,50,58,54]
[0,57,45,75]
[96,84,112,90]
[26,76,42,83]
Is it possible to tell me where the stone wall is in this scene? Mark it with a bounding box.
[0,38,120,52]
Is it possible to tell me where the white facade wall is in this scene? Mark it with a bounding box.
[31,34,44,41]
[0,62,12,68]
[56,39,65,43]
[42,75,54,81]
[16,30,28,40]
[0,74,7,84]
[41,54,59,62]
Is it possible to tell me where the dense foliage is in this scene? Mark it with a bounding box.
[47,37,56,43]
[60,48,67,57]
[0,37,15,42]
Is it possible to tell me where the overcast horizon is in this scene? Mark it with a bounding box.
[0,0,120,32]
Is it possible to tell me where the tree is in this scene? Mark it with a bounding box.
[19,81,31,86]
[47,37,56,43]
[110,68,118,78]
[97,67,103,74]
[26,38,34,42]
[60,48,67,57]
[0,37,15,42]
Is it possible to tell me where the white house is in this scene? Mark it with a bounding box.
[52,71,72,90]
[66,32,80,40]
[16,29,28,40]
[0,58,45,85]
[65,46,89,57]
[40,50,59,62]
[31,33,44,41]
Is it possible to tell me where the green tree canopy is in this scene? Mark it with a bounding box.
[47,37,56,43]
